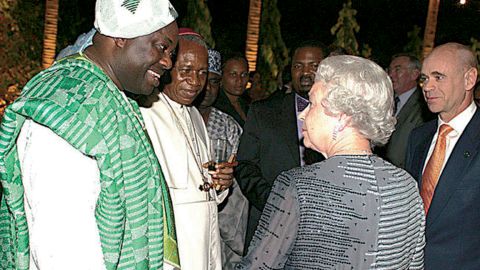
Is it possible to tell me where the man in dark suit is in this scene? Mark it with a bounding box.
[234,41,326,250]
[405,42,479,270]
[377,54,434,168]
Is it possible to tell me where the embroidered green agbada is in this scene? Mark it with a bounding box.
[0,56,179,269]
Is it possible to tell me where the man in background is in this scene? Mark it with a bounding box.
[195,48,248,270]
[405,42,479,270]
[235,40,326,250]
[377,54,434,168]
[140,30,234,270]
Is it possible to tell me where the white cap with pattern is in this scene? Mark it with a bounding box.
[208,49,222,76]
[94,0,178,39]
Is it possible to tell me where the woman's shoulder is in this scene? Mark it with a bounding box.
[287,155,416,186]
[281,157,347,184]
[370,156,418,185]
[280,155,418,187]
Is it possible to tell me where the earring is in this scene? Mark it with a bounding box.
[332,124,341,141]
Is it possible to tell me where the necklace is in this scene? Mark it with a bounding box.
[160,93,212,193]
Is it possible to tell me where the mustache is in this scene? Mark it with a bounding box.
[300,74,314,82]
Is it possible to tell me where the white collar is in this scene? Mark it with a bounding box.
[438,101,477,136]
[161,92,188,111]
[397,87,416,104]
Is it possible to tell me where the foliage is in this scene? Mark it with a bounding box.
[331,0,360,55]
[180,0,215,47]
[403,25,423,60]
[0,0,43,107]
[361,44,372,59]
[56,0,94,51]
[257,0,288,94]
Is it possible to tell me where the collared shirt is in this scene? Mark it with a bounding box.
[296,94,309,166]
[422,101,477,175]
[395,87,417,117]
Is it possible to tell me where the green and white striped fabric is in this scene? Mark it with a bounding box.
[0,55,179,269]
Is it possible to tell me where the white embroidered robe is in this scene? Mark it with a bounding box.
[141,93,225,270]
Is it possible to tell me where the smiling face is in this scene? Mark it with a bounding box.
[420,46,477,122]
[291,46,324,98]
[115,21,178,95]
[163,38,209,105]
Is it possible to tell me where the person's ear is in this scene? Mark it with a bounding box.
[336,113,352,132]
[465,67,478,91]
[113,38,127,48]
[411,68,421,81]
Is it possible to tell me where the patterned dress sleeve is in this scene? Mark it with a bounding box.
[236,171,299,269]
[227,116,243,154]
[409,197,426,269]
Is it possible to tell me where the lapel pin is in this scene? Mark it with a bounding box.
[464,151,471,158]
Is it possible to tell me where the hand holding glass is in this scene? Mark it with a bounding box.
[208,138,229,171]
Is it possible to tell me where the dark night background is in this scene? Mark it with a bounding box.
[57,0,480,67]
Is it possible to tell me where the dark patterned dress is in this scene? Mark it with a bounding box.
[206,107,248,269]
[237,155,425,270]
[206,107,242,155]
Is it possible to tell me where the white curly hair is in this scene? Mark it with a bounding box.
[315,55,396,146]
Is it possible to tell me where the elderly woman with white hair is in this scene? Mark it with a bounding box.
[236,55,426,269]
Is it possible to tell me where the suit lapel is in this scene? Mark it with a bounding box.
[427,108,480,226]
[396,88,421,126]
[412,122,437,182]
[280,93,301,165]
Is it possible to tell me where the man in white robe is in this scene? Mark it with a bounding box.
[1,0,180,268]
[140,29,235,270]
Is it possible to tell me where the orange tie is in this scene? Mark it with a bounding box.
[421,124,454,214]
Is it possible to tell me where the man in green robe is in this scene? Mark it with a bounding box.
[0,0,180,269]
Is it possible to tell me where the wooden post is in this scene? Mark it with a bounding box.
[42,0,59,69]
[245,0,262,72]
[422,0,440,59]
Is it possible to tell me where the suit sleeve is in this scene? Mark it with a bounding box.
[234,105,274,211]
[404,128,416,177]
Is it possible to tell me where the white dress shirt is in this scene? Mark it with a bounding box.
[395,87,416,117]
[17,120,177,270]
[422,101,477,175]
[18,120,106,270]
[295,94,308,166]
